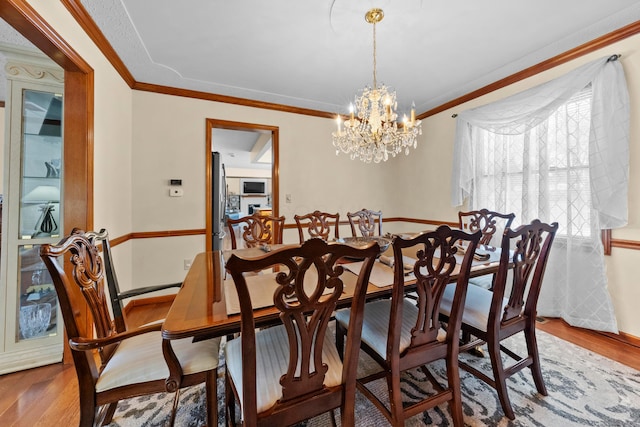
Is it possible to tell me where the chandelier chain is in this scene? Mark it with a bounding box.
[372,19,377,90]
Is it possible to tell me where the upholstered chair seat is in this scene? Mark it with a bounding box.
[97,331,220,393]
[335,298,446,358]
[439,283,508,332]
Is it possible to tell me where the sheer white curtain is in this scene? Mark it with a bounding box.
[451,56,629,332]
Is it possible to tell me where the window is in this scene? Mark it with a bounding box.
[451,56,628,332]
[473,87,593,239]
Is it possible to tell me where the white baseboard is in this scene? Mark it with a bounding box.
[0,343,63,375]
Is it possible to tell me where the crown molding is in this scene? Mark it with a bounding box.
[419,19,640,119]
[61,0,134,86]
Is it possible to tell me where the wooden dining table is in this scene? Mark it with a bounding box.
[161,242,503,341]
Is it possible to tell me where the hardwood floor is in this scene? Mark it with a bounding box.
[0,302,638,426]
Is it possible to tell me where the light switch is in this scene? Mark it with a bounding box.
[169,188,184,197]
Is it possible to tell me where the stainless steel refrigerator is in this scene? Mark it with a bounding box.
[212,151,226,250]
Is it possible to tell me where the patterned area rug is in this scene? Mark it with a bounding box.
[106,329,640,426]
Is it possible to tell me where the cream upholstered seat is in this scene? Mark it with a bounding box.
[96,331,219,393]
[335,225,481,427]
[40,229,220,427]
[439,283,508,332]
[440,219,558,420]
[334,298,445,358]
[224,238,379,427]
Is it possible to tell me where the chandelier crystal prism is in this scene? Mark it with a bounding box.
[332,8,422,163]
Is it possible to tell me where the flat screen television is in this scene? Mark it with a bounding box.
[242,179,266,195]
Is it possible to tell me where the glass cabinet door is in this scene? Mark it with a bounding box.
[2,80,64,365]
[15,89,62,345]
[1,50,65,373]
[20,90,62,240]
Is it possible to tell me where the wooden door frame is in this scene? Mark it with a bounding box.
[1,0,93,362]
[205,119,279,251]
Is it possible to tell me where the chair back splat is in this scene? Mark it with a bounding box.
[84,228,181,332]
[227,213,285,249]
[458,208,515,246]
[294,210,340,243]
[346,208,383,237]
[224,238,379,427]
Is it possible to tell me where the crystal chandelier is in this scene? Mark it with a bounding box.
[332,8,422,164]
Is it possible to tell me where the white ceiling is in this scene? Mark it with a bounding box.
[212,128,272,170]
[78,0,640,115]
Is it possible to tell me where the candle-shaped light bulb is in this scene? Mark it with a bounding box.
[385,95,392,112]
[336,115,342,134]
[403,115,409,133]
[349,103,355,122]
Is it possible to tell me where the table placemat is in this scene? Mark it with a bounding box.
[343,260,415,288]
[224,266,331,315]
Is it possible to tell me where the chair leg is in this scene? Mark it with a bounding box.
[335,320,346,360]
[100,402,118,425]
[225,371,237,427]
[169,390,181,426]
[445,356,464,427]
[525,325,547,396]
[206,369,218,427]
[387,371,404,427]
[487,337,515,420]
[79,394,97,427]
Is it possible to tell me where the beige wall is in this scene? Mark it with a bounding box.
[24,1,135,288]
[130,91,415,284]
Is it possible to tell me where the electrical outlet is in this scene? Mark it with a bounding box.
[286,194,292,203]
[170,188,184,197]
[184,259,192,270]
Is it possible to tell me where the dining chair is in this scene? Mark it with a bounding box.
[227,213,285,249]
[458,209,515,290]
[440,219,558,420]
[84,228,181,332]
[458,209,515,246]
[346,208,383,237]
[40,229,221,427]
[293,210,340,243]
[335,225,481,426]
[224,237,379,427]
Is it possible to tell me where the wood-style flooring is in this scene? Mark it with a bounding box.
[0,302,638,427]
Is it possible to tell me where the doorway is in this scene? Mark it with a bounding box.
[205,119,279,252]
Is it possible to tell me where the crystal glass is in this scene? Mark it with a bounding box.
[19,303,52,340]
